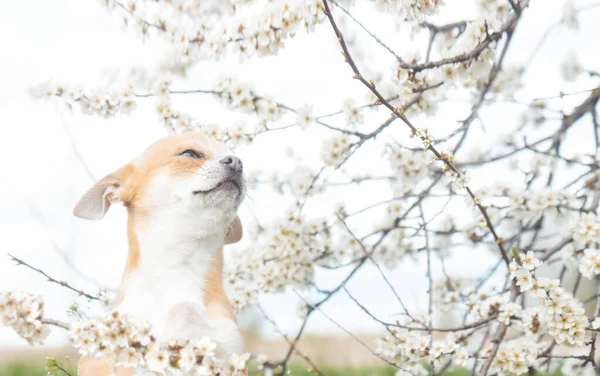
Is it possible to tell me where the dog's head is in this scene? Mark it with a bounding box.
[73,132,244,243]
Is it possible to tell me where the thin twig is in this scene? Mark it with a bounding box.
[8,254,99,301]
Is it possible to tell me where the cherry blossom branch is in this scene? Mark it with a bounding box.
[321,0,517,266]
[395,1,529,72]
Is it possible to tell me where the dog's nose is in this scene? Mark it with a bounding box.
[220,155,243,173]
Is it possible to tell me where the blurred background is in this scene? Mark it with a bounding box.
[1,0,599,374]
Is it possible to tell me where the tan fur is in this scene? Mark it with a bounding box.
[77,356,114,376]
[116,212,141,304]
[76,132,243,375]
[78,356,134,376]
[116,133,213,212]
[204,248,236,322]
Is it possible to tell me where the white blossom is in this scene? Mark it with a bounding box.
[573,213,600,246]
[321,134,352,165]
[561,50,583,81]
[296,104,315,129]
[341,99,364,126]
[487,339,540,375]
[579,248,600,279]
[66,310,248,374]
[563,0,579,29]
[0,292,50,346]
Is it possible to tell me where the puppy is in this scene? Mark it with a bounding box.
[73,132,245,375]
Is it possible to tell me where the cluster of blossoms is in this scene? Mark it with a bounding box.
[573,213,600,246]
[285,166,320,196]
[106,0,326,62]
[296,104,315,129]
[518,103,548,127]
[561,358,597,376]
[401,4,513,99]
[490,66,523,99]
[391,59,430,98]
[442,47,496,93]
[70,310,249,375]
[485,338,540,375]
[152,79,255,142]
[220,1,325,58]
[341,99,365,126]
[200,121,254,145]
[0,293,251,375]
[155,96,200,134]
[152,79,204,134]
[374,0,442,21]
[227,210,380,311]
[509,189,571,220]
[376,327,464,374]
[389,19,504,104]
[462,286,505,321]
[476,0,512,21]
[444,167,469,191]
[213,76,282,123]
[510,251,589,347]
[0,292,50,345]
[497,302,521,325]
[579,248,600,279]
[372,204,414,268]
[323,231,367,266]
[321,134,353,165]
[432,275,476,311]
[226,212,330,311]
[431,274,512,323]
[566,213,600,279]
[388,147,431,186]
[30,81,137,118]
[560,50,583,82]
[410,127,435,151]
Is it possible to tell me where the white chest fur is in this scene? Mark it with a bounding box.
[117,233,243,362]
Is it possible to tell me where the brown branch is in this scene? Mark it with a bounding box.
[320,0,519,266]
[479,286,519,375]
[41,318,71,330]
[8,253,99,301]
[344,287,498,333]
[330,0,402,62]
[335,214,412,317]
[256,304,324,376]
[588,276,600,370]
[396,2,528,72]
[293,290,416,375]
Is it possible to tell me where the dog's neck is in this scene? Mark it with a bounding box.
[116,209,235,323]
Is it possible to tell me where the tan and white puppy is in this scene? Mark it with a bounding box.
[73,132,245,376]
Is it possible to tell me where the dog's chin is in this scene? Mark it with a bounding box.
[193,179,244,207]
[193,179,241,195]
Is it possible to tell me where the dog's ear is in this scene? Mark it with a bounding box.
[225,216,243,244]
[73,166,130,220]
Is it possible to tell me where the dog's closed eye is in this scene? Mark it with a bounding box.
[180,149,205,159]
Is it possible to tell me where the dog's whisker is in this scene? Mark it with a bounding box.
[182,160,208,173]
[173,168,209,177]
[243,202,263,228]
[186,159,208,172]
[244,192,258,205]
[244,180,258,190]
